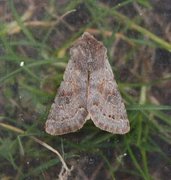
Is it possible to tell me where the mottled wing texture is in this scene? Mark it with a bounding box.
[84,33,130,134]
[45,38,89,135]
[45,32,130,135]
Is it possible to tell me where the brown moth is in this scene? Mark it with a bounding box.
[45,32,130,135]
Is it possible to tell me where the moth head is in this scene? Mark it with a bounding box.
[84,32,106,50]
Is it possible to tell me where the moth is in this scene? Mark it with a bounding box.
[45,32,130,135]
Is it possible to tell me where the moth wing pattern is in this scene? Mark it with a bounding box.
[87,36,130,134]
[45,43,88,135]
[45,32,130,135]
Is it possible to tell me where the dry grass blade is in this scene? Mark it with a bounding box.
[0,122,73,179]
